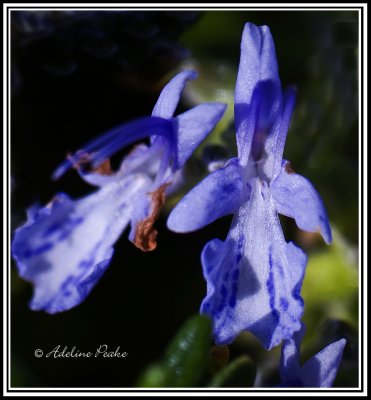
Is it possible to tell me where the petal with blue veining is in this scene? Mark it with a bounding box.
[12,174,150,313]
[200,178,306,350]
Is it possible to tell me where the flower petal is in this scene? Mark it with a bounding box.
[152,70,198,119]
[272,86,297,177]
[172,102,227,168]
[301,338,346,387]
[234,23,280,151]
[279,324,306,383]
[200,178,306,350]
[235,23,279,109]
[237,80,282,178]
[167,158,244,233]
[12,174,150,313]
[271,160,332,244]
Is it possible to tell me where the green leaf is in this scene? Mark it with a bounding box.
[136,314,212,387]
[208,355,256,387]
[135,362,172,388]
[163,314,212,387]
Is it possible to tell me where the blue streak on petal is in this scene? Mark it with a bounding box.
[280,297,289,311]
[29,242,54,257]
[266,247,279,323]
[42,222,62,238]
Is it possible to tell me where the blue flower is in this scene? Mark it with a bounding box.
[279,324,346,387]
[12,70,226,314]
[167,24,332,349]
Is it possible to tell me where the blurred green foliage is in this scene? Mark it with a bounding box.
[137,315,212,387]
[137,315,257,387]
[209,356,256,388]
[302,230,358,335]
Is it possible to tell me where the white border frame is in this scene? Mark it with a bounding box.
[3,3,367,397]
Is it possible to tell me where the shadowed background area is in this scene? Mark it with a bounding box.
[10,10,359,388]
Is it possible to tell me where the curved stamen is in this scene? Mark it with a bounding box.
[52,117,174,180]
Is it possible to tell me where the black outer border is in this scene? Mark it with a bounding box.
[4,3,365,396]
[359,3,364,395]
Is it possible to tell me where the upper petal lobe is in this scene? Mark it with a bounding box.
[152,70,198,120]
[234,23,280,152]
